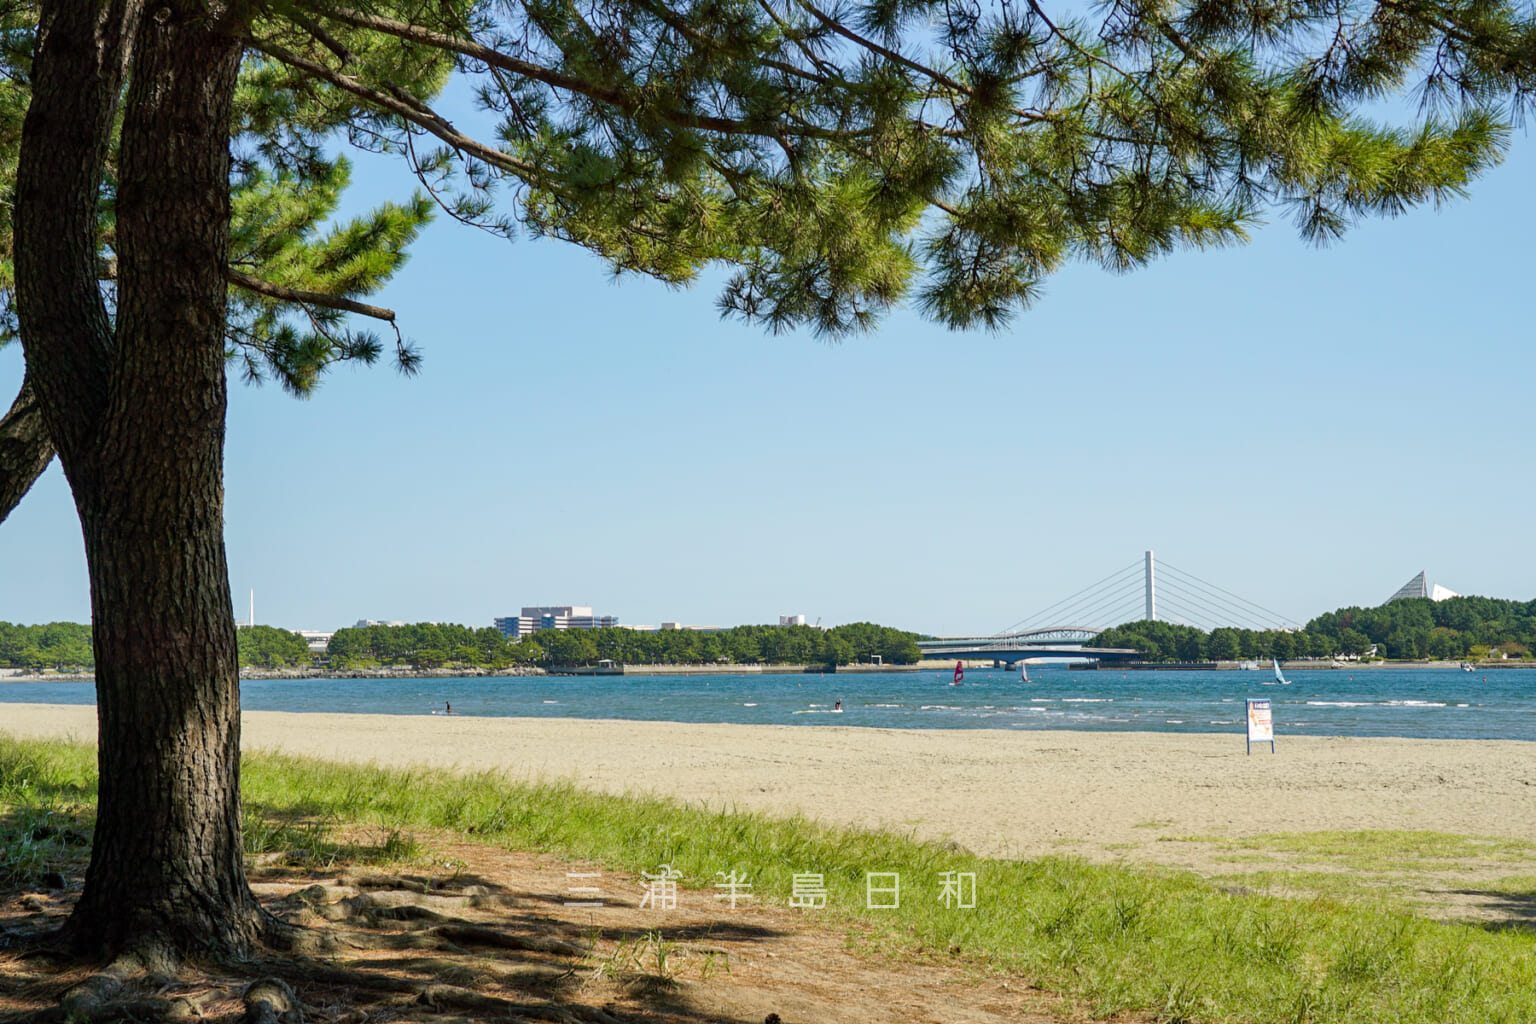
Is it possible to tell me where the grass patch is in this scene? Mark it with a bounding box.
[1215,831,1536,873]
[6,734,1536,1024]
[243,815,424,870]
[1211,853,1283,864]
[1210,870,1414,906]
[0,737,97,887]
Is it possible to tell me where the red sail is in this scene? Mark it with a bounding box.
[953,661,964,684]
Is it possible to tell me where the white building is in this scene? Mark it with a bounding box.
[494,605,619,638]
[295,630,334,654]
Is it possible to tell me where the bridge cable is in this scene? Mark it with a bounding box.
[1061,577,1151,629]
[1157,560,1298,625]
[1155,599,1258,633]
[1156,560,1300,629]
[1156,570,1289,629]
[1003,562,1140,634]
[1154,596,1257,632]
[1155,578,1276,631]
[1023,576,1145,632]
[1154,576,1277,631]
[1101,602,1151,631]
[999,560,1140,634]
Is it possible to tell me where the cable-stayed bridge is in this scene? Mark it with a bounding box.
[918,551,1299,664]
[917,630,1140,664]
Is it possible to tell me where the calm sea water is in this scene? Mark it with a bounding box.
[3,665,1534,741]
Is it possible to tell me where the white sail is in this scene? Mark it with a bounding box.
[1020,663,1030,683]
[1272,658,1288,684]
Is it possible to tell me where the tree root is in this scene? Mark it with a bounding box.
[10,996,180,1023]
[248,959,627,1024]
[262,888,588,959]
[58,952,144,1012]
[412,983,626,1024]
[335,873,429,893]
[433,923,587,957]
[257,959,423,995]
[244,976,303,1024]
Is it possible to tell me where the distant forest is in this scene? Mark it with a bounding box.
[1,620,922,672]
[0,621,93,671]
[5,595,1531,672]
[324,621,923,669]
[1096,595,1536,662]
[0,622,313,672]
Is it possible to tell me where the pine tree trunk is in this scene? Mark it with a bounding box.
[15,1,261,962]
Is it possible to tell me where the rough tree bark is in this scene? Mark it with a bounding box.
[0,379,54,522]
[15,0,263,962]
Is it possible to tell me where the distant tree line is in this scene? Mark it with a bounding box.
[236,626,313,668]
[538,621,922,668]
[1097,595,1536,662]
[326,623,523,669]
[325,620,922,669]
[1095,620,1345,661]
[0,621,324,672]
[1,619,923,672]
[1307,596,1535,661]
[0,621,94,670]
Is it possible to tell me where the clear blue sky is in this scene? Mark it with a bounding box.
[2,121,1531,636]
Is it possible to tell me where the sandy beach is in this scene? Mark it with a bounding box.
[4,702,1534,871]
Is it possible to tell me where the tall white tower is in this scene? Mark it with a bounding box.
[1145,550,1156,622]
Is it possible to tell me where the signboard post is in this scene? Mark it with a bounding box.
[1246,699,1274,754]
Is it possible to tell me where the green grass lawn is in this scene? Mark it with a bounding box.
[5,734,1535,1024]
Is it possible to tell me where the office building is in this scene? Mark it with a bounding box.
[494,605,619,638]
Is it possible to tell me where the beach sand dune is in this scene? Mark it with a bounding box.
[4,703,1533,871]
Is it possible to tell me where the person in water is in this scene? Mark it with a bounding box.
[834,699,842,711]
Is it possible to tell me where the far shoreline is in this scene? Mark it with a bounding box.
[5,657,1530,685]
[0,661,927,683]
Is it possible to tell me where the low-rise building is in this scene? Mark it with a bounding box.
[295,630,334,655]
[495,605,619,638]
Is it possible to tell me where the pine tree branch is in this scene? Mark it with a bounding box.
[246,37,549,182]
[13,0,138,467]
[286,8,354,65]
[792,0,969,94]
[1378,0,1536,81]
[225,267,397,322]
[298,1,854,140]
[0,376,55,526]
[636,0,834,87]
[752,0,840,80]
[1026,0,1141,92]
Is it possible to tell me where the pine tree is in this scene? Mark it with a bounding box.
[0,0,1534,969]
